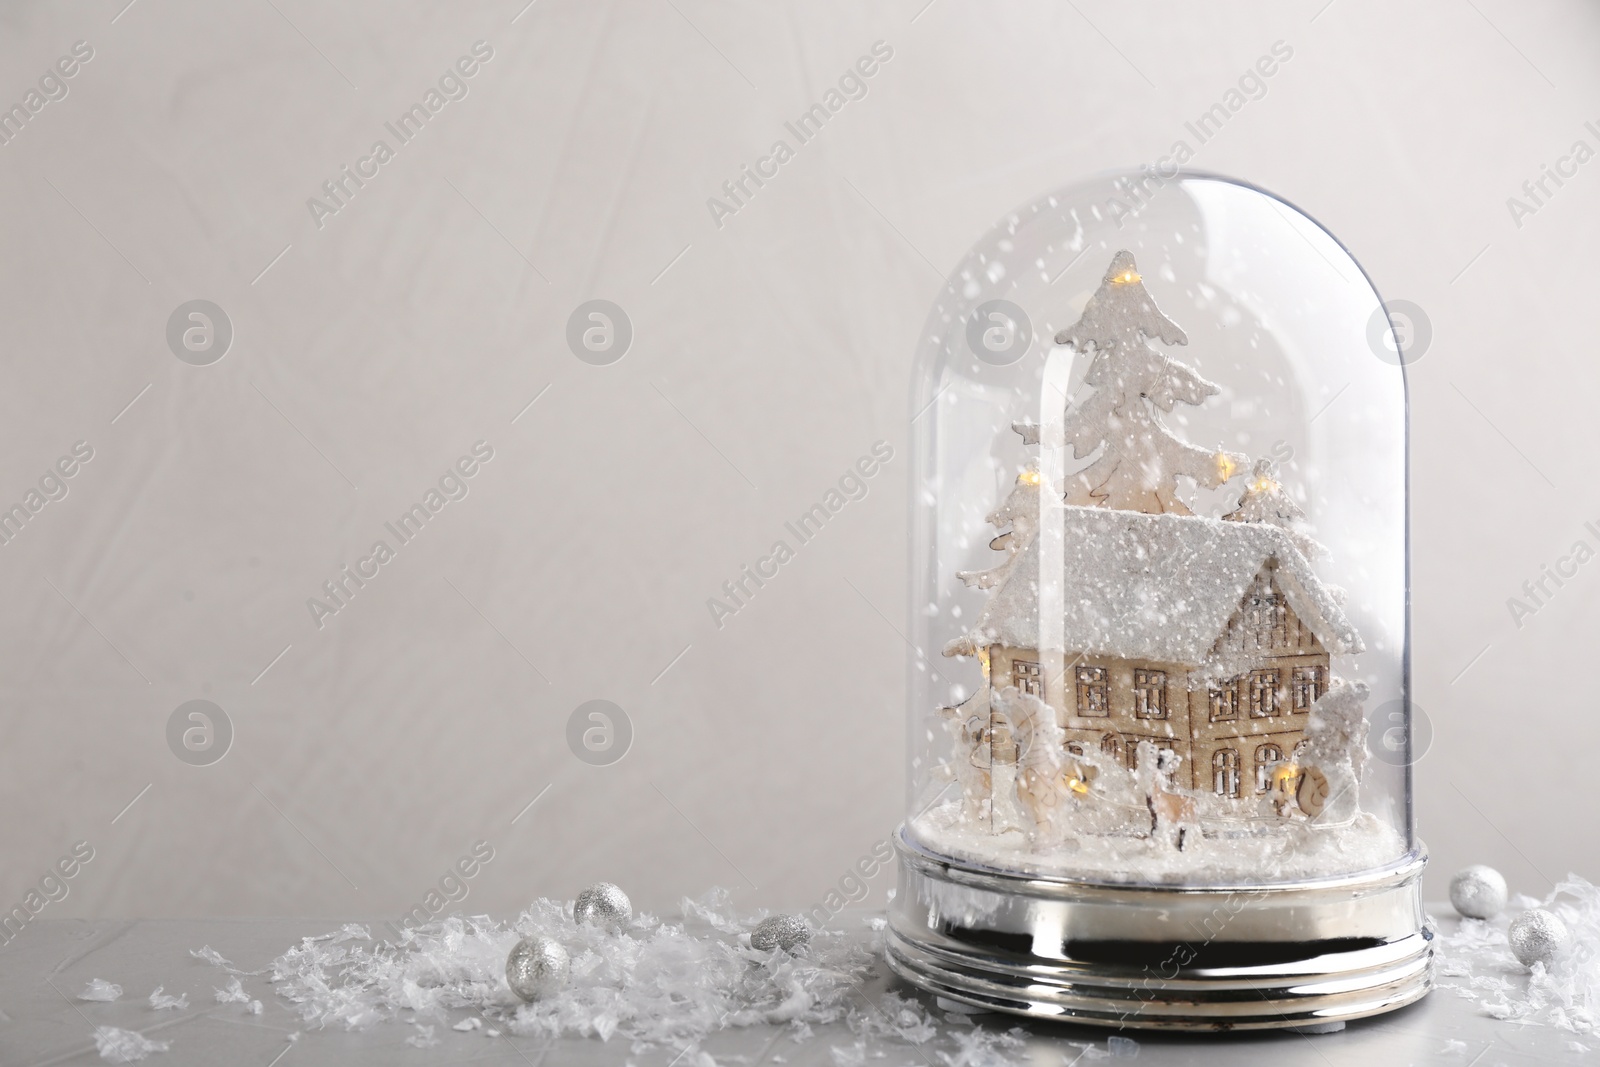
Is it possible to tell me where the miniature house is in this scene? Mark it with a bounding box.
[947,504,1364,802]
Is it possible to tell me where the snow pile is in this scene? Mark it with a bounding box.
[1436,874,1600,1031]
[950,505,1360,669]
[912,795,1403,882]
[78,979,123,1002]
[224,889,1018,1061]
[92,1026,168,1062]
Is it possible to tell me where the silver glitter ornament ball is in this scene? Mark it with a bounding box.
[1449,864,1508,920]
[573,882,632,930]
[750,914,811,953]
[1508,909,1568,969]
[506,935,570,1001]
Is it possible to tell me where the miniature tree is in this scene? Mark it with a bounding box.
[1224,458,1324,559]
[1016,251,1246,514]
[958,461,1042,590]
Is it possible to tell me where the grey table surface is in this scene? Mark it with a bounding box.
[0,913,1582,1066]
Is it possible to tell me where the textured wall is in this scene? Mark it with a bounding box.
[0,0,1596,926]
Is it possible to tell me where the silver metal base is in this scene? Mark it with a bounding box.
[886,829,1432,1032]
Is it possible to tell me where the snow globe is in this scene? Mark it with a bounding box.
[887,171,1429,1030]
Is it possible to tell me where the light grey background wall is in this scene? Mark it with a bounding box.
[0,0,1596,926]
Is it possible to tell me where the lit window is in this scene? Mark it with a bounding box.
[1248,669,1281,718]
[1076,666,1109,717]
[1012,659,1042,697]
[1209,683,1238,722]
[1255,743,1284,794]
[1248,592,1288,647]
[1291,665,1326,712]
[1133,669,1167,719]
[1213,748,1240,798]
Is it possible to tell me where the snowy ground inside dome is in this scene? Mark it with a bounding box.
[910,799,1407,883]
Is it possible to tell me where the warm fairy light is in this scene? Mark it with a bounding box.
[1272,764,1300,785]
[1018,469,1041,486]
[1216,453,1240,481]
[1111,269,1141,285]
[1066,776,1089,795]
[1251,475,1279,495]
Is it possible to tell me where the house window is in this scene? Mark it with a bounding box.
[1011,658,1042,697]
[1133,669,1167,719]
[1255,743,1285,794]
[1248,669,1281,718]
[1100,732,1125,767]
[1247,592,1288,648]
[1076,666,1109,717]
[1065,741,1085,757]
[1213,748,1240,798]
[1291,665,1326,712]
[1209,682,1238,722]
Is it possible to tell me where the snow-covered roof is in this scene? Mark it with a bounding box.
[947,506,1363,667]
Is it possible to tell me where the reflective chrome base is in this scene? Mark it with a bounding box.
[886,830,1432,1032]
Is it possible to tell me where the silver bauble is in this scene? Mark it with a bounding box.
[1507,908,1568,969]
[1449,864,1508,920]
[750,914,811,953]
[574,882,632,930]
[506,935,570,1001]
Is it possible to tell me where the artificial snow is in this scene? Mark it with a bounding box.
[214,977,250,1004]
[78,978,122,1002]
[92,1026,168,1062]
[1436,874,1600,1031]
[147,986,187,1011]
[910,793,1405,883]
[212,890,1026,1063]
[948,505,1360,668]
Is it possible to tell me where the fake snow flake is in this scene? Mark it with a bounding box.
[147,987,188,1011]
[79,979,122,1001]
[405,1023,439,1048]
[934,1025,1027,1066]
[188,945,231,968]
[214,977,250,1004]
[92,1026,169,1062]
[1106,1034,1140,1058]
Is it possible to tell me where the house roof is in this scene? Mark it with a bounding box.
[946,505,1363,667]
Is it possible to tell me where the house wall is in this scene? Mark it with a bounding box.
[1184,572,1334,793]
[990,643,1195,772]
[988,571,1339,798]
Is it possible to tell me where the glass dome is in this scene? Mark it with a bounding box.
[888,171,1427,1030]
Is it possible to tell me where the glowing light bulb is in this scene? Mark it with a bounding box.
[1216,453,1240,481]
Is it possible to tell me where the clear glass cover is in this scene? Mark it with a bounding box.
[906,171,1412,886]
